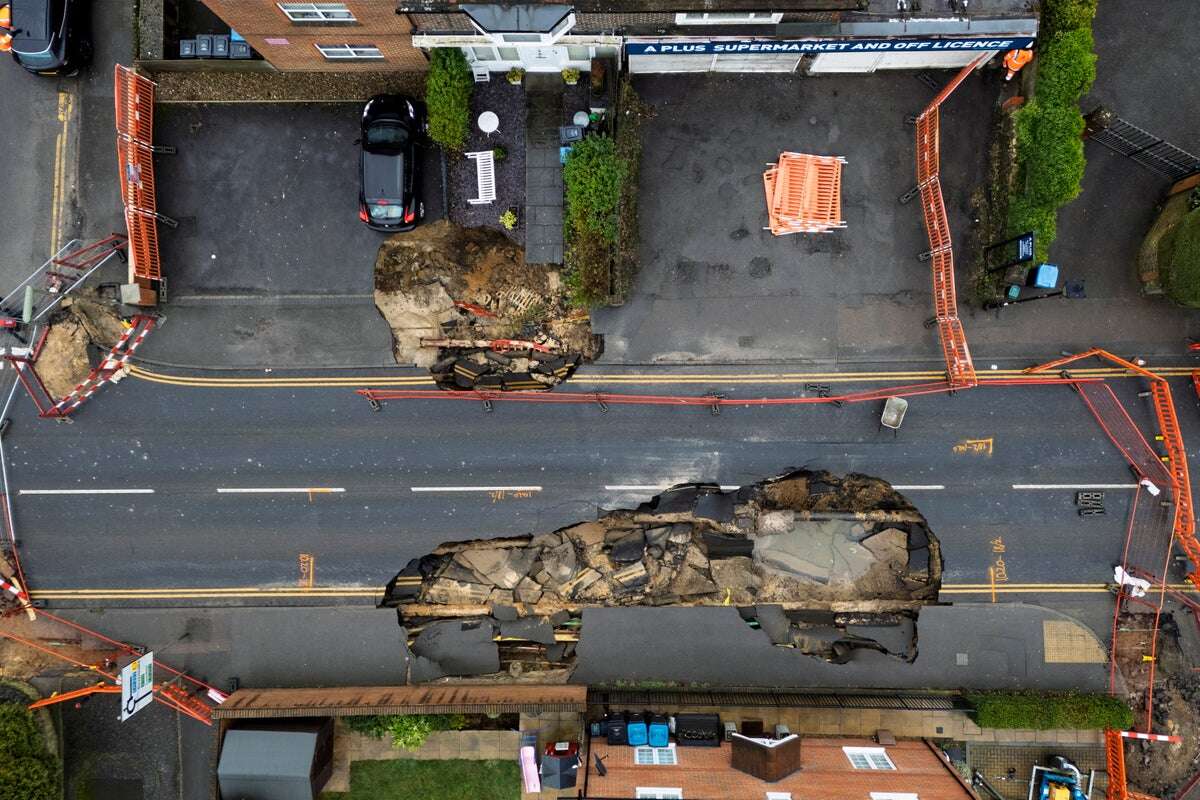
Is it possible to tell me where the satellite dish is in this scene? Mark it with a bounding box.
[593,753,608,777]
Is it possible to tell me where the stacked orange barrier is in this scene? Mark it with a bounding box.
[763,152,846,235]
[114,65,162,289]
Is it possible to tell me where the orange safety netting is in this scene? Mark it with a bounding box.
[763,152,846,235]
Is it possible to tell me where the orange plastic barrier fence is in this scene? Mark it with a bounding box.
[913,54,990,389]
[114,65,162,285]
[1106,729,1128,800]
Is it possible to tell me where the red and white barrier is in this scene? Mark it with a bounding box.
[1121,730,1182,743]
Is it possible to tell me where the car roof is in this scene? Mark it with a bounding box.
[11,0,54,47]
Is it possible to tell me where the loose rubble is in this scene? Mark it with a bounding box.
[384,470,942,681]
[373,221,597,390]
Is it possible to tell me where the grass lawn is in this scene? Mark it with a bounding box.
[320,759,520,800]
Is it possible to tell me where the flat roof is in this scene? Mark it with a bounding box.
[213,684,587,720]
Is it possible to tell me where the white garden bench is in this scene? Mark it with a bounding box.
[466,150,497,205]
[472,63,491,82]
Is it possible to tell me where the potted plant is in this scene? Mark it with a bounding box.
[506,67,525,85]
[499,209,518,230]
[561,67,581,85]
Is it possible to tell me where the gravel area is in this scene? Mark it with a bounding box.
[449,77,527,246]
[151,69,425,102]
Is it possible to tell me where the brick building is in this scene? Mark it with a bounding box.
[198,1,427,70]
[584,736,976,800]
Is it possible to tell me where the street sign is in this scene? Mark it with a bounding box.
[120,652,155,721]
[1017,232,1035,262]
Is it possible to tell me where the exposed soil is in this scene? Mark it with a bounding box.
[35,295,129,399]
[151,70,425,103]
[373,220,596,378]
[1119,614,1200,797]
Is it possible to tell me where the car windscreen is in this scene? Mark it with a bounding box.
[10,0,54,51]
[363,150,405,202]
[365,122,410,149]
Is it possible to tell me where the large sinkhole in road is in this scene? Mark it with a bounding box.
[384,469,941,681]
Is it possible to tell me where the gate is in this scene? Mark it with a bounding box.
[1088,116,1200,181]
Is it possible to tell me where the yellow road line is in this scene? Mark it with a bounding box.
[30,581,1196,601]
[49,92,68,257]
[127,363,1198,391]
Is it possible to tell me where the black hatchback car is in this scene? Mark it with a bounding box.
[5,0,90,76]
[358,94,425,233]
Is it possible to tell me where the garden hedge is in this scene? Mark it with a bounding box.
[1033,27,1097,109]
[967,692,1133,730]
[1162,206,1200,307]
[563,135,626,307]
[0,703,59,800]
[425,49,473,152]
[1004,0,1097,265]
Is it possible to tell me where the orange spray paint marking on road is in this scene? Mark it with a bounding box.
[298,554,314,589]
[953,437,993,456]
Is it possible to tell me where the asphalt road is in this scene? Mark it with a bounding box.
[5,367,1181,604]
[0,46,75,289]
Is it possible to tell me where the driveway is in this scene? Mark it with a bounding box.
[592,71,992,365]
[154,102,443,297]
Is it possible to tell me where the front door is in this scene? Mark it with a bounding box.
[521,46,567,71]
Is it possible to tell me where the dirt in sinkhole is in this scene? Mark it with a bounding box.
[31,295,128,400]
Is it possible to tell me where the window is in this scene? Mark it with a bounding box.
[279,3,356,22]
[566,45,591,60]
[766,793,793,800]
[870,794,919,800]
[636,790,683,800]
[635,745,678,765]
[675,12,783,25]
[315,43,383,60]
[843,747,897,771]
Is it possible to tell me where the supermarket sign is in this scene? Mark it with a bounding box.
[626,36,1036,56]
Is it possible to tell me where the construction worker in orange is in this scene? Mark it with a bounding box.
[0,4,12,53]
[1003,48,1033,81]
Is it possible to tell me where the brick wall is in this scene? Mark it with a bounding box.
[586,738,975,800]
[200,0,426,70]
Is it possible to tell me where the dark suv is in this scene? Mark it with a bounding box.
[7,0,90,75]
[358,94,425,233]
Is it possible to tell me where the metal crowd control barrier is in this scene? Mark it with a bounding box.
[114,65,174,305]
[912,54,989,389]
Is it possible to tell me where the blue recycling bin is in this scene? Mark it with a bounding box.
[1029,263,1059,289]
[627,714,648,747]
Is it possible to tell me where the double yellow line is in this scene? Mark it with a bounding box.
[128,364,1197,391]
[49,90,74,257]
[31,581,1194,602]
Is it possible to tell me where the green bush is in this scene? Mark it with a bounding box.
[1162,207,1200,307]
[0,704,59,800]
[342,714,394,738]
[1015,103,1086,207]
[967,692,1133,730]
[425,49,473,152]
[564,227,613,307]
[564,135,625,243]
[1007,196,1058,263]
[1035,27,1097,108]
[1041,0,1098,37]
[343,714,467,750]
